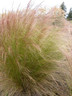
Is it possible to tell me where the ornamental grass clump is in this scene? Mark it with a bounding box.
[0,3,63,96]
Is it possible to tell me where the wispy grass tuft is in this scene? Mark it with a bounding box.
[0,2,64,96]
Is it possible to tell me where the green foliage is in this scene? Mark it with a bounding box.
[60,2,67,12]
[0,7,64,95]
[67,8,72,20]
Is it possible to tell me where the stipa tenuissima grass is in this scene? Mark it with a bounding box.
[0,3,64,96]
